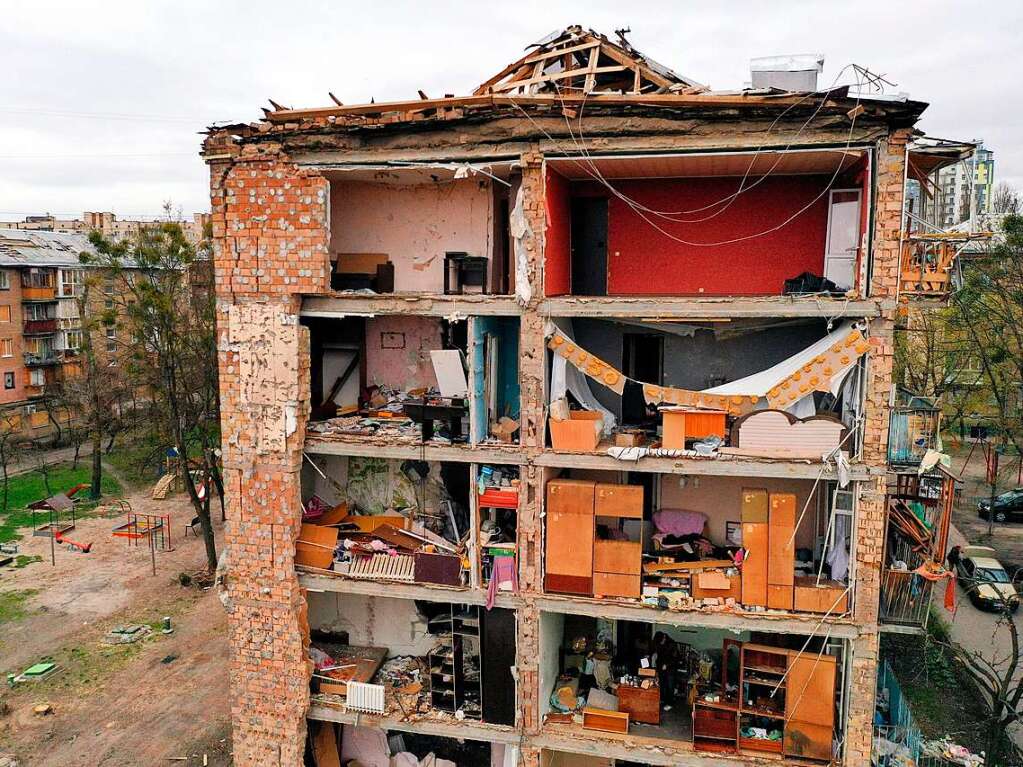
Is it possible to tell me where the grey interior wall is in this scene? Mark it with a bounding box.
[571,319,830,417]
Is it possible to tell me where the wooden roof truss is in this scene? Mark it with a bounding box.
[475,27,704,97]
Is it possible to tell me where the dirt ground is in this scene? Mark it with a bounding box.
[948,442,1023,570]
[0,491,231,766]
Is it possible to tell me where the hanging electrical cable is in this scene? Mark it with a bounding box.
[555,62,861,223]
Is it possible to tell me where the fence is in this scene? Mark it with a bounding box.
[874,659,954,767]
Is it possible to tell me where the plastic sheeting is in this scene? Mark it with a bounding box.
[510,184,533,307]
[707,319,867,404]
[549,319,617,436]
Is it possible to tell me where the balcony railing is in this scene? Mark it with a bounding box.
[900,231,992,298]
[23,318,57,335]
[21,285,56,301]
[24,351,59,366]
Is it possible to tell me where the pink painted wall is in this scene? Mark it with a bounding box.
[658,475,818,550]
[365,315,442,391]
[330,179,494,293]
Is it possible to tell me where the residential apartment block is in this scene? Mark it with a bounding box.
[0,210,210,245]
[204,28,963,767]
[0,229,92,434]
[0,229,138,439]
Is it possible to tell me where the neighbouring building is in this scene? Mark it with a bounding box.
[0,229,140,440]
[203,26,964,767]
[0,210,211,245]
[915,139,995,230]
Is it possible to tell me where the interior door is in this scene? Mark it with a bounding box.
[571,197,608,296]
[622,333,663,426]
[824,190,862,290]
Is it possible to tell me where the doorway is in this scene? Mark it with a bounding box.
[622,333,663,426]
[571,197,608,296]
[824,189,862,290]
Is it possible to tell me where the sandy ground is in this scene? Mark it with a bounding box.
[0,491,231,766]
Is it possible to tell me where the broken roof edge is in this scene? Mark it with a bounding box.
[256,90,926,125]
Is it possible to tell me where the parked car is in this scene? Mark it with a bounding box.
[977,488,1023,523]
[955,546,1019,612]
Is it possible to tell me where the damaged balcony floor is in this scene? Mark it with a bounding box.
[535,593,859,639]
[304,434,527,465]
[298,571,522,609]
[307,697,520,744]
[534,721,825,767]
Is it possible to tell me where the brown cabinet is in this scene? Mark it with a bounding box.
[785,653,837,761]
[741,521,768,606]
[768,494,796,586]
[793,577,849,614]
[544,480,644,597]
[617,683,660,724]
[594,483,643,518]
[593,540,642,574]
[544,479,595,595]
[766,493,796,610]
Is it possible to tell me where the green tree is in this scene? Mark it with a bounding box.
[82,221,221,570]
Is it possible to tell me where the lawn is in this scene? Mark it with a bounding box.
[0,463,122,542]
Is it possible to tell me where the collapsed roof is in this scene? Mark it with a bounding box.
[203,26,932,145]
[474,26,705,97]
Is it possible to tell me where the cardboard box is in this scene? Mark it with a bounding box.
[549,410,603,452]
[614,430,647,447]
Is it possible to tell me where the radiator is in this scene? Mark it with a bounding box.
[347,552,416,582]
[346,680,386,713]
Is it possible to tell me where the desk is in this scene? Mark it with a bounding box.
[617,682,660,725]
[403,397,466,441]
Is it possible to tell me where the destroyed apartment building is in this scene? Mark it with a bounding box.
[203,26,967,767]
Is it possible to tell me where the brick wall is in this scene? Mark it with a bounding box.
[845,128,911,766]
[209,143,327,766]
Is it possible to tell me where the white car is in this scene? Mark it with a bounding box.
[955,546,1020,613]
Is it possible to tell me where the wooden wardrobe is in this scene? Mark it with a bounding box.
[544,479,595,595]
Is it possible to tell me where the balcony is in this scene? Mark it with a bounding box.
[899,232,991,298]
[23,318,57,335]
[24,351,59,367]
[25,384,46,398]
[21,285,56,301]
[880,469,956,630]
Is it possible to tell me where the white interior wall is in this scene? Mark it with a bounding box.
[308,593,433,657]
[302,454,350,505]
[538,611,566,718]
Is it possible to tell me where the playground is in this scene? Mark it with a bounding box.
[0,480,231,766]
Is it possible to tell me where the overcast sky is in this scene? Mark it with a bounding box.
[0,0,1019,218]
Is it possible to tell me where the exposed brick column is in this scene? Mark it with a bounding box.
[208,142,329,766]
[845,128,910,766]
[515,147,547,740]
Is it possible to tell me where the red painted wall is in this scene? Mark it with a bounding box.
[606,176,831,295]
[544,170,572,296]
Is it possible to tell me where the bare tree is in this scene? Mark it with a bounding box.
[47,273,132,498]
[946,215,1023,456]
[82,217,221,570]
[937,587,1023,763]
[0,409,21,513]
[993,182,1021,216]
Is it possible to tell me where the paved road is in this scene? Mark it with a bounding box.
[6,443,94,477]
[933,523,1023,747]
